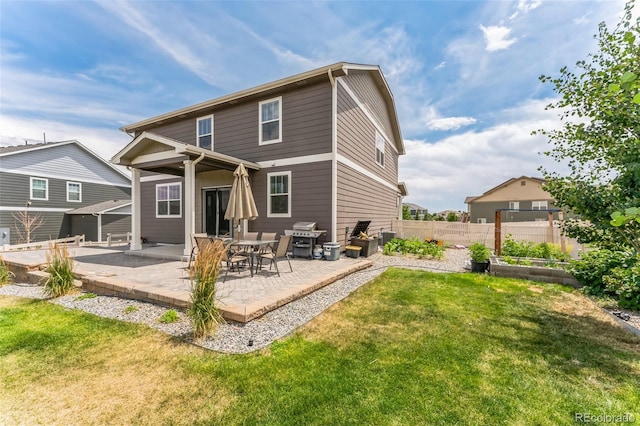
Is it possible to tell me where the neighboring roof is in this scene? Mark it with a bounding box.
[465,176,546,204]
[66,199,131,215]
[120,62,405,155]
[111,132,261,171]
[0,140,130,181]
[403,202,427,211]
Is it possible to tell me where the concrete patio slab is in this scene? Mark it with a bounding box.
[1,245,373,323]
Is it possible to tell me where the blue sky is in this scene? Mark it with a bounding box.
[0,0,631,212]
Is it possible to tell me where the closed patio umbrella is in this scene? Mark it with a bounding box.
[225,163,258,240]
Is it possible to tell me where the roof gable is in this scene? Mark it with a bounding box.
[466,176,550,204]
[120,62,404,155]
[0,140,131,187]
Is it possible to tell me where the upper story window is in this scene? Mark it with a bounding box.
[156,182,182,218]
[509,201,520,211]
[532,201,548,210]
[197,115,213,150]
[30,177,48,200]
[259,97,282,145]
[267,171,291,217]
[375,131,385,167]
[67,182,82,202]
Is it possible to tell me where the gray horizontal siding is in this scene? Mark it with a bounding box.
[340,71,394,141]
[0,211,70,245]
[102,215,131,241]
[148,81,333,163]
[250,161,333,241]
[337,162,397,248]
[0,143,130,187]
[0,172,130,210]
[470,201,560,223]
[140,178,185,244]
[337,84,398,186]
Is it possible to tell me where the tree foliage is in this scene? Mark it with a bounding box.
[536,0,640,250]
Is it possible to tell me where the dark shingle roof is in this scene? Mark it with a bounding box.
[66,200,131,215]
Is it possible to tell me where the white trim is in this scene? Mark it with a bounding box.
[330,70,338,245]
[196,114,214,150]
[259,96,282,145]
[509,201,520,211]
[337,79,398,155]
[66,181,82,202]
[0,206,71,212]
[30,177,48,200]
[477,218,487,224]
[140,174,180,183]
[130,151,183,165]
[5,169,131,188]
[155,182,182,218]
[97,214,103,243]
[256,153,332,168]
[336,154,399,193]
[130,169,142,250]
[267,171,291,218]
[532,200,548,210]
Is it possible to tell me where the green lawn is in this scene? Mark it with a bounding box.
[1,269,639,425]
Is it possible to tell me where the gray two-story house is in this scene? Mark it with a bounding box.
[0,140,131,245]
[111,62,406,255]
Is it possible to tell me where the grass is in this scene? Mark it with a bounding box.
[0,256,14,286]
[1,269,639,425]
[158,309,179,324]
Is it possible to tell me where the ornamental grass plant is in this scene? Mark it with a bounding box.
[188,239,225,339]
[44,243,75,298]
[0,256,14,286]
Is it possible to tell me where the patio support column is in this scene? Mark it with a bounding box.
[130,168,142,250]
[183,159,195,256]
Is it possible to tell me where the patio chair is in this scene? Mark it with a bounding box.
[237,231,260,257]
[258,234,292,277]
[222,244,249,282]
[188,233,209,269]
[259,232,277,253]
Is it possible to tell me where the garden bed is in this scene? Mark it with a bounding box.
[490,256,581,288]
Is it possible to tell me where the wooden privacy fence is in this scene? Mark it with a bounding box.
[391,220,584,257]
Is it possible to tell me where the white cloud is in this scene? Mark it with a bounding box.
[400,99,570,211]
[427,117,477,131]
[480,25,517,51]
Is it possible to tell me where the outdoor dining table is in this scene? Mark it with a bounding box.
[230,239,277,277]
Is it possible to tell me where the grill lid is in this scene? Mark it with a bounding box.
[293,221,317,231]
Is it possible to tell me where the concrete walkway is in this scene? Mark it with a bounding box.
[1,245,372,322]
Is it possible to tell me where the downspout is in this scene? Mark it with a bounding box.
[328,69,338,246]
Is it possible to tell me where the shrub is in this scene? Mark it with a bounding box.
[188,239,225,339]
[159,309,179,324]
[382,238,444,259]
[44,243,76,298]
[124,305,139,314]
[74,292,97,301]
[501,235,571,261]
[603,259,640,310]
[568,249,634,296]
[0,256,15,286]
[469,242,491,263]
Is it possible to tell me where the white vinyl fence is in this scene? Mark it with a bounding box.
[391,220,584,257]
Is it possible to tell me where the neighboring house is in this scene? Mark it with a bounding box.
[0,140,131,245]
[111,62,407,255]
[403,202,427,219]
[65,200,132,243]
[465,176,559,224]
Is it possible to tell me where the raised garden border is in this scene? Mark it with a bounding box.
[489,256,581,288]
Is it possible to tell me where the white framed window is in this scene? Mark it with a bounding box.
[197,115,213,150]
[66,182,82,202]
[267,171,291,218]
[30,177,48,200]
[259,97,282,145]
[375,131,385,167]
[532,201,548,210]
[509,201,520,211]
[156,182,182,218]
[477,218,487,224]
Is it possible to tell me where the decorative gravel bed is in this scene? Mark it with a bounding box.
[2,248,638,352]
